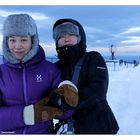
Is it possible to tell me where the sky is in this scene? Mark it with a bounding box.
[0,6,140,57]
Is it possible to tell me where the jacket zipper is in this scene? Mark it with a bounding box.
[23,67,28,134]
[23,67,28,105]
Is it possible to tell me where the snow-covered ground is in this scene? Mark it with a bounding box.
[107,63,140,134]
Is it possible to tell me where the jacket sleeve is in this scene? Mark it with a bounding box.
[0,93,25,131]
[77,53,109,110]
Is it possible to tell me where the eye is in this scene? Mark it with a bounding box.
[59,35,65,39]
[8,38,15,43]
[21,38,28,42]
[69,34,73,37]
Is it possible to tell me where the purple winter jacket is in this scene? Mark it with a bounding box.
[0,47,61,134]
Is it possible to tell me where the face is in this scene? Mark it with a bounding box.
[57,34,78,47]
[8,36,32,60]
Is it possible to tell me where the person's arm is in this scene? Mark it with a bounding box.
[24,71,78,124]
[49,80,78,120]
[17,98,63,126]
[23,66,63,126]
[77,53,109,110]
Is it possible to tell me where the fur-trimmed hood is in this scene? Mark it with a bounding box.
[2,14,39,64]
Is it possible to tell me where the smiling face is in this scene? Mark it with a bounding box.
[8,36,32,60]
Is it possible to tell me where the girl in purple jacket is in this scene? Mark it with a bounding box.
[0,13,65,134]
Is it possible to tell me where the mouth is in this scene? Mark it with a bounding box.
[14,51,24,54]
[13,52,25,60]
[15,52,23,55]
[63,43,73,46]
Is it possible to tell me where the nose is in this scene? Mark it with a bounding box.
[15,41,22,49]
[64,34,70,42]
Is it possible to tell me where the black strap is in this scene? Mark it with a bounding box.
[67,55,85,134]
[53,55,86,134]
[72,55,85,86]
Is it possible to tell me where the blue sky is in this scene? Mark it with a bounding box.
[0,6,140,57]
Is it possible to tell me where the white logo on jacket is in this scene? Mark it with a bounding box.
[36,74,43,82]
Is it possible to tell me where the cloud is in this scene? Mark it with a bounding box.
[0,34,3,54]
[120,27,140,35]
[0,10,13,17]
[0,23,3,30]
[84,26,103,34]
[120,36,140,44]
[87,43,140,54]
[118,45,140,52]
[40,42,57,57]
[87,46,110,53]
[25,12,49,20]
[0,9,49,20]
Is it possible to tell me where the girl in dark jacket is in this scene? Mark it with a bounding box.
[52,18,119,134]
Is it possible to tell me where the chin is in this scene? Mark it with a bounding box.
[15,56,24,60]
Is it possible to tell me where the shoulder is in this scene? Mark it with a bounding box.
[43,60,60,73]
[0,63,7,70]
[43,59,57,68]
[0,64,7,77]
[85,51,104,61]
[83,51,107,69]
[86,51,102,57]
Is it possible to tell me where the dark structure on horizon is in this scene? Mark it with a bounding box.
[110,44,117,60]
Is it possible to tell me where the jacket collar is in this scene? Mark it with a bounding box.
[3,46,45,69]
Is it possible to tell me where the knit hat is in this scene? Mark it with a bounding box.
[2,14,39,64]
[53,22,81,43]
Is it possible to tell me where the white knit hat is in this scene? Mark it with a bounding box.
[2,14,39,64]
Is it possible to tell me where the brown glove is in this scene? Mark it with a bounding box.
[34,97,63,123]
[53,80,79,107]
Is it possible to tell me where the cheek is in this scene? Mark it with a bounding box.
[25,46,32,53]
[24,42,32,52]
[58,40,64,47]
[8,43,13,50]
[9,48,14,54]
[73,37,78,44]
[8,45,14,52]
[73,40,78,45]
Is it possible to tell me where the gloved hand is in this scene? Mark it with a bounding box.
[34,97,63,123]
[50,92,74,111]
[49,80,79,110]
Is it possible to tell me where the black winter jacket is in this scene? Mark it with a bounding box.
[56,51,119,134]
